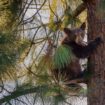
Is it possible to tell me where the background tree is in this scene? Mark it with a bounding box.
[84,0,105,105]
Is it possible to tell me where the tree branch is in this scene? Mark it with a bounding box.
[0,86,47,104]
[64,78,87,85]
[73,2,86,17]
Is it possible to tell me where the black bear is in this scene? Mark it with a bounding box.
[53,23,102,84]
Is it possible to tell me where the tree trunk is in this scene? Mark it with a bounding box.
[85,0,105,105]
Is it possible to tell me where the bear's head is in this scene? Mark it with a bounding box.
[62,23,86,45]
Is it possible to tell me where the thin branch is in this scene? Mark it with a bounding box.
[73,2,86,18]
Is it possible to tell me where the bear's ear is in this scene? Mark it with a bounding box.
[63,28,72,36]
[80,22,86,30]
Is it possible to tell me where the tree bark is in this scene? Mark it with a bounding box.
[85,0,105,105]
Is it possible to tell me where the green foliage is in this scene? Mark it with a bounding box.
[9,0,22,15]
[0,32,16,72]
[0,84,67,105]
[33,84,66,105]
[44,86,60,97]
[63,13,81,28]
[53,94,65,105]
[35,74,51,85]
[62,1,82,28]
[18,39,30,56]
[0,32,30,76]
[0,0,22,31]
[39,85,59,98]
[0,0,22,15]
[53,45,75,69]
[0,0,24,79]
[37,54,54,74]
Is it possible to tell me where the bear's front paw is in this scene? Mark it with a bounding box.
[95,37,103,44]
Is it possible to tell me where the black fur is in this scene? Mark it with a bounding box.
[63,37,102,58]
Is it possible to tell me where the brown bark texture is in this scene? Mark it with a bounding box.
[85,0,105,105]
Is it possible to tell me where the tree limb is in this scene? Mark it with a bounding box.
[0,86,47,104]
[64,78,87,85]
[73,2,86,17]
